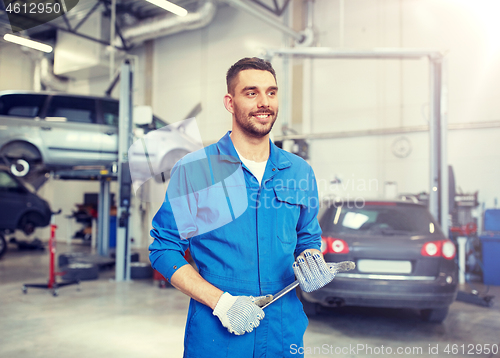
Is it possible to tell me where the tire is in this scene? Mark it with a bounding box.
[62,263,99,281]
[154,149,189,183]
[131,262,153,279]
[298,290,318,316]
[18,213,43,236]
[0,234,7,258]
[58,252,87,268]
[11,159,30,177]
[110,251,140,262]
[0,142,42,177]
[421,307,449,323]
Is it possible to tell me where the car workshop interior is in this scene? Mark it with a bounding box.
[1,0,500,357]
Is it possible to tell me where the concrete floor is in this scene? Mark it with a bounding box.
[1,240,499,358]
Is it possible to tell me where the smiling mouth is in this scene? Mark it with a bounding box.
[252,113,272,120]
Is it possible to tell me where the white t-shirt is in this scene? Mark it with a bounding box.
[235,149,268,186]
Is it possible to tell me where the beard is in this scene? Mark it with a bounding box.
[233,104,278,138]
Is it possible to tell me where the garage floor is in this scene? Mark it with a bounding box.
[1,240,499,358]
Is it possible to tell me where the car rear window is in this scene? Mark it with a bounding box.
[320,203,441,236]
[0,94,46,117]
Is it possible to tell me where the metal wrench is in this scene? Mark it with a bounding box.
[257,261,356,309]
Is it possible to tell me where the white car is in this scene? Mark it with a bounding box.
[0,91,199,182]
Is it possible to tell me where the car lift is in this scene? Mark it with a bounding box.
[52,59,135,282]
[115,59,134,282]
[21,59,135,295]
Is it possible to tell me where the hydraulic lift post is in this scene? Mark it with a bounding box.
[115,60,134,282]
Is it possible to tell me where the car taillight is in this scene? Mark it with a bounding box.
[321,236,349,254]
[441,241,456,259]
[423,242,439,256]
[321,237,328,255]
[421,240,456,260]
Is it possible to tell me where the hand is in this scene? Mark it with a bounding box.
[293,250,336,293]
[212,292,266,335]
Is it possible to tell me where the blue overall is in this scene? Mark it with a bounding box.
[149,132,322,358]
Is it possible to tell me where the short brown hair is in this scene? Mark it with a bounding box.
[226,57,277,94]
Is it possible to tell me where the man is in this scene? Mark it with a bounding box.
[149,57,334,357]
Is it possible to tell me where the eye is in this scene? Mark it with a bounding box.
[268,91,276,96]
[246,91,256,96]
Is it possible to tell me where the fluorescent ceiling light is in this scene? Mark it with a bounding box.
[145,0,188,17]
[3,34,53,53]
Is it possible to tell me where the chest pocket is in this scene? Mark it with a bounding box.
[274,187,306,244]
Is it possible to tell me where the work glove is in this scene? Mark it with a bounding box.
[213,292,269,335]
[293,250,336,293]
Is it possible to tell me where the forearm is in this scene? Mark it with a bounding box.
[170,264,223,310]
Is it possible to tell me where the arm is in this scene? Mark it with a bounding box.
[150,158,266,335]
[153,223,265,335]
[170,264,223,310]
[292,166,335,292]
[294,166,322,256]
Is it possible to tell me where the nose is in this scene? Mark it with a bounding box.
[257,93,269,108]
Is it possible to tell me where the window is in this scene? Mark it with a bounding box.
[0,171,21,192]
[101,101,167,128]
[46,96,96,124]
[101,100,119,126]
[322,204,441,235]
[0,94,46,118]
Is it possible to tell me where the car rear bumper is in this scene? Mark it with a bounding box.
[302,273,458,309]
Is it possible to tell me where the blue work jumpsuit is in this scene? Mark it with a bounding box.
[149,131,322,358]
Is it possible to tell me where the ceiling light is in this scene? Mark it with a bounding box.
[3,34,53,53]
[144,0,188,17]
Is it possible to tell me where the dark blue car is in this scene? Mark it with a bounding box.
[300,199,458,323]
[0,166,52,257]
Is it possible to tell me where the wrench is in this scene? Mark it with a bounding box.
[257,261,356,309]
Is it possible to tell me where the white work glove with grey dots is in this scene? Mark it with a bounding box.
[293,250,336,293]
[213,292,270,335]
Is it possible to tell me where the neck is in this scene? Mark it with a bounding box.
[230,128,270,163]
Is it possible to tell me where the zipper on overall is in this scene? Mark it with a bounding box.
[256,176,275,296]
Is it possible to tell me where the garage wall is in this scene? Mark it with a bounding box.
[50,3,289,245]
[130,0,500,213]
[0,43,35,91]
[151,4,286,144]
[307,0,500,212]
[21,0,500,244]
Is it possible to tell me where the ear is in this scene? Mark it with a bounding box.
[223,93,234,114]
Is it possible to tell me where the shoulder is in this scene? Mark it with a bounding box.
[170,141,221,177]
[179,144,214,163]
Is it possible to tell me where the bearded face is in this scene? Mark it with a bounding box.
[225,69,279,139]
[232,98,278,138]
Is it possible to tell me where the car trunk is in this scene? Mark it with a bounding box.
[324,232,445,278]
